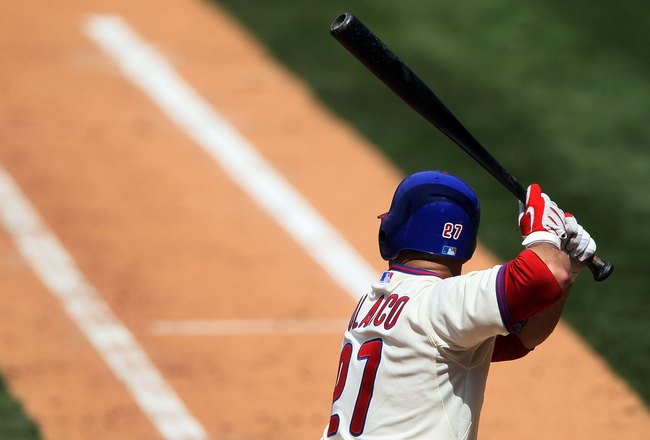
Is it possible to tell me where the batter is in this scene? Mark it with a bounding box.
[322,171,596,439]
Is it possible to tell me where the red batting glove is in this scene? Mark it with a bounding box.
[518,184,567,249]
[564,213,597,262]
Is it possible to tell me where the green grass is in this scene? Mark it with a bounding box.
[211,0,650,404]
[0,375,40,439]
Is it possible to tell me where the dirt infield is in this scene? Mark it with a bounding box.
[0,0,647,439]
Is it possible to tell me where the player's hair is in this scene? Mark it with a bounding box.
[378,171,480,261]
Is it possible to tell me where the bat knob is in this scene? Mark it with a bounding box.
[587,255,614,282]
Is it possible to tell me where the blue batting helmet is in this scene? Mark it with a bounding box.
[378,171,480,261]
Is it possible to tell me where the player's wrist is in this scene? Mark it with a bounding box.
[522,231,562,249]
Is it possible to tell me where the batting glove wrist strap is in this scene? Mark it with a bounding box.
[522,231,562,249]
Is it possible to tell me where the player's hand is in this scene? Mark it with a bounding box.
[518,184,567,249]
[563,213,597,262]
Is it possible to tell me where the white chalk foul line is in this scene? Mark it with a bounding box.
[0,166,208,439]
[83,14,377,303]
[151,319,349,336]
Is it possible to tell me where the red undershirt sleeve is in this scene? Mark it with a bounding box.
[491,333,532,362]
[495,249,563,335]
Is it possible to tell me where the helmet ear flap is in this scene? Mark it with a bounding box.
[378,171,480,262]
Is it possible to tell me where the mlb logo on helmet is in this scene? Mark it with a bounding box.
[442,246,457,256]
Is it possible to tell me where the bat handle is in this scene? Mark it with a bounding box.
[586,254,614,282]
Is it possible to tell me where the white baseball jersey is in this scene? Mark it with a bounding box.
[322,263,509,440]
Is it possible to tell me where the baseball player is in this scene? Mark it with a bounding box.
[322,170,596,439]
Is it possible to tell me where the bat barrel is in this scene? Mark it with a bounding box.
[330,13,526,202]
[330,13,352,33]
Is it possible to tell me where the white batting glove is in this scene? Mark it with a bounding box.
[518,184,567,249]
[563,213,597,262]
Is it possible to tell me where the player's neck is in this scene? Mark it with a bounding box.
[391,251,463,278]
[392,259,462,279]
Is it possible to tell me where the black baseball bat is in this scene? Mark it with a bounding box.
[330,12,613,282]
